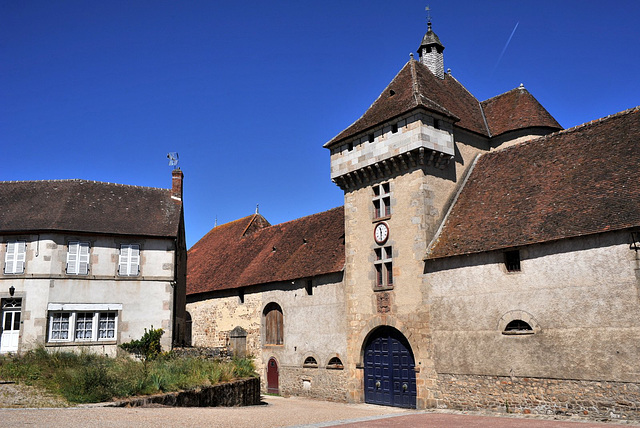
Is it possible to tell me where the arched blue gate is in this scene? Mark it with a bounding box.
[363,326,416,408]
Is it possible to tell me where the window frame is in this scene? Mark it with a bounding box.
[118,244,140,277]
[372,183,391,220]
[4,240,26,275]
[46,304,121,344]
[374,246,393,289]
[66,241,90,275]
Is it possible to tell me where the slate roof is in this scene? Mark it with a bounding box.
[481,86,562,137]
[325,59,489,147]
[187,207,345,295]
[426,107,640,259]
[0,179,182,238]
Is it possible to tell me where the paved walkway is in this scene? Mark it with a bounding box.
[0,395,638,427]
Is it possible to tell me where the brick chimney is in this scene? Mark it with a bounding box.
[171,168,183,201]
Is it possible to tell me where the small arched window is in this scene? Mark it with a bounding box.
[264,303,283,345]
[327,357,344,370]
[503,319,534,335]
[303,356,318,368]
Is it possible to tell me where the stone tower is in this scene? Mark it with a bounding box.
[418,21,445,79]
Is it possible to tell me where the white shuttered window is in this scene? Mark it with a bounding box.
[119,244,140,276]
[66,241,90,275]
[4,241,26,274]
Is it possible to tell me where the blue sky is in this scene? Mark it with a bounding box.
[2,1,639,248]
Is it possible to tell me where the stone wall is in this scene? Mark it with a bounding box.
[114,377,261,407]
[437,374,640,421]
[279,366,348,402]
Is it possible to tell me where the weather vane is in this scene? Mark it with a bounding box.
[167,152,179,169]
[425,5,431,25]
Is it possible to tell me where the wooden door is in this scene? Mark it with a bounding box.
[364,326,416,408]
[267,357,279,394]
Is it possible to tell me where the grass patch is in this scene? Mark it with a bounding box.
[0,348,256,404]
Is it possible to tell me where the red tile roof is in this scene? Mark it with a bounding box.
[481,86,562,137]
[426,107,640,259]
[0,179,182,238]
[187,207,345,295]
[325,59,489,147]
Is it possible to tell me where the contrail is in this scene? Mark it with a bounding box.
[493,21,519,74]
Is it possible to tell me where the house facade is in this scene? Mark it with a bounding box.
[187,20,640,419]
[0,169,187,356]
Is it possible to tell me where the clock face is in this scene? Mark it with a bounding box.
[374,222,389,244]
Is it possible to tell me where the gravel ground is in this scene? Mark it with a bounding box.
[0,382,69,408]
[1,387,638,428]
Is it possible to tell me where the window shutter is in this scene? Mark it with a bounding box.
[67,242,79,274]
[130,245,140,275]
[118,245,129,275]
[15,241,25,273]
[78,242,90,275]
[5,242,15,273]
[119,244,140,276]
[5,241,25,274]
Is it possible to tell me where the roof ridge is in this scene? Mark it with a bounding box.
[258,206,344,232]
[481,85,527,104]
[324,62,413,147]
[0,178,169,192]
[493,105,640,155]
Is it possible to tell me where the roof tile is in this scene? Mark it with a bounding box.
[427,107,640,259]
[187,207,345,295]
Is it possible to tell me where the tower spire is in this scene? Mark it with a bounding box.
[418,7,445,79]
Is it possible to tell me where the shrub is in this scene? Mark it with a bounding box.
[119,327,164,361]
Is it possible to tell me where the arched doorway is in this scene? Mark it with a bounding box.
[267,357,279,394]
[363,326,416,408]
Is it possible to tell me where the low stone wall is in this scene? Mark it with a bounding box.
[113,377,261,407]
[279,366,348,402]
[437,374,640,421]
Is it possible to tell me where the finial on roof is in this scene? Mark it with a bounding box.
[255,204,259,214]
[410,52,414,60]
[518,83,525,90]
[214,216,217,227]
[447,68,451,74]
[426,5,432,27]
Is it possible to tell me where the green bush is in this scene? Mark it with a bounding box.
[119,327,164,361]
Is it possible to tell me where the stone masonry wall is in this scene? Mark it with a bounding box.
[437,374,640,421]
[279,366,348,402]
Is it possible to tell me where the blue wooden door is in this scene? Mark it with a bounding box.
[364,327,416,408]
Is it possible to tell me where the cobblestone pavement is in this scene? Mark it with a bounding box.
[1,395,639,428]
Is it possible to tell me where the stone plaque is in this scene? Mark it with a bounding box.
[376,292,391,313]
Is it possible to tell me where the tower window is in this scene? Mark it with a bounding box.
[391,123,398,133]
[504,250,521,272]
[305,280,313,296]
[373,183,391,219]
[374,246,393,289]
[368,133,374,143]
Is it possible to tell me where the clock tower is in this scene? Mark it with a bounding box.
[324,21,492,409]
